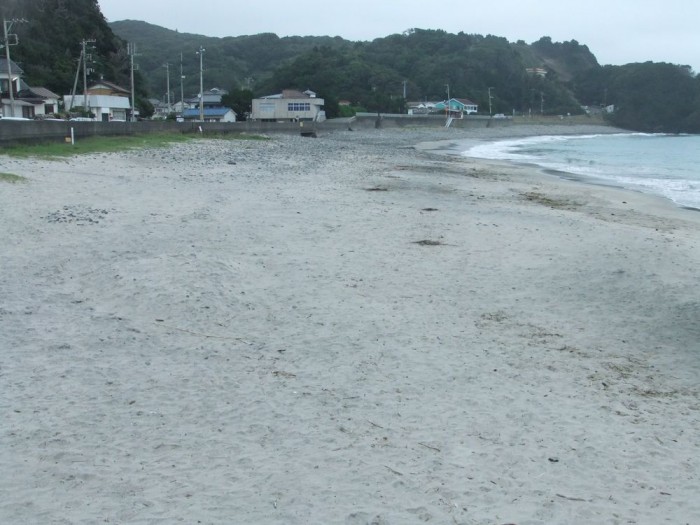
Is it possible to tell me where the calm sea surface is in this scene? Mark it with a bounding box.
[463,133,700,209]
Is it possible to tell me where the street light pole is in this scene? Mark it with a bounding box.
[197,46,205,121]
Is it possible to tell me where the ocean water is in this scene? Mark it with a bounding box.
[463,133,700,209]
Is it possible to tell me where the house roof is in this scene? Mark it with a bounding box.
[454,98,477,106]
[1,97,34,107]
[0,58,23,74]
[25,87,60,99]
[261,89,316,99]
[435,98,479,109]
[182,107,236,118]
[185,94,224,105]
[183,89,229,105]
[87,80,130,95]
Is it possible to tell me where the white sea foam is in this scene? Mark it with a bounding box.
[464,133,700,208]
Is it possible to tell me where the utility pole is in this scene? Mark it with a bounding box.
[402,80,407,99]
[82,40,87,111]
[180,52,184,117]
[540,91,545,115]
[445,84,450,116]
[163,62,171,113]
[488,87,494,117]
[2,17,25,118]
[196,46,205,121]
[81,39,95,115]
[128,42,139,121]
[68,49,83,111]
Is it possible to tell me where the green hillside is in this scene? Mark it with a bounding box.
[108,20,352,99]
[108,22,598,117]
[3,0,700,131]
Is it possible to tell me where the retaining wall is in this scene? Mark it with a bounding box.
[350,113,514,130]
[0,115,511,145]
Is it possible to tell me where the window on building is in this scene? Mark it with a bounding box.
[287,102,311,112]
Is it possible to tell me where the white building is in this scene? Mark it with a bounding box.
[1,57,25,118]
[251,89,325,122]
[181,107,237,122]
[2,59,64,119]
[63,94,131,121]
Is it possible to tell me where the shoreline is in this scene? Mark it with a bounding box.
[421,124,700,214]
[2,125,699,524]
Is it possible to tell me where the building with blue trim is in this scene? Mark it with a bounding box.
[182,106,237,122]
[182,88,237,122]
[433,98,479,117]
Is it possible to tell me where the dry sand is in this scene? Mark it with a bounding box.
[1,125,699,524]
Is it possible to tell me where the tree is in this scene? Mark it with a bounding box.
[221,88,253,120]
[6,0,130,94]
[604,62,698,132]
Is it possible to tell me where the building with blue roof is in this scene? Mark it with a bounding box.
[181,88,236,122]
[182,107,236,122]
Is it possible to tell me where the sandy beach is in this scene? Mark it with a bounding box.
[1,124,699,524]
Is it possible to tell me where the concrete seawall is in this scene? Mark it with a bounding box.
[0,115,513,145]
[350,113,516,129]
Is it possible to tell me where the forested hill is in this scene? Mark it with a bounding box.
[108,20,600,98]
[1,0,128,95]
[108,21,600,116]
[108,21,700,133]
[3,0,700,132]
[108,20,353,98]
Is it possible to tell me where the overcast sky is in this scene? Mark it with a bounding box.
[97,0,700,73]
